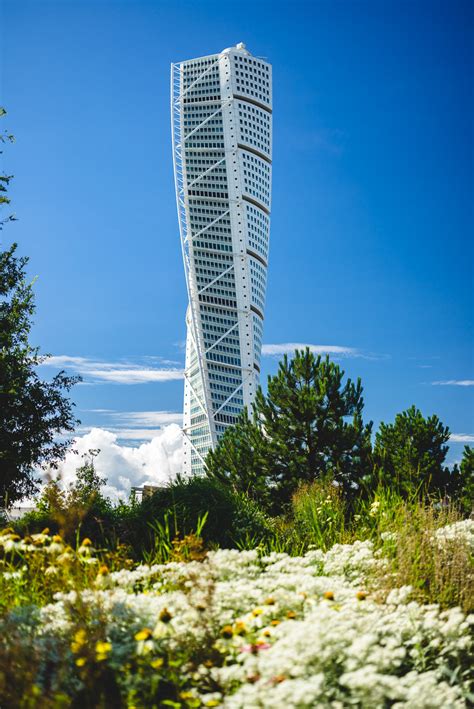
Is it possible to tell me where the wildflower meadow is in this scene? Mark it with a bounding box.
[0,514,473,708]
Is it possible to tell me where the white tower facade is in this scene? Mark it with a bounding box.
[171,43,272,475]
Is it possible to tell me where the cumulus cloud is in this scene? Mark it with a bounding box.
[43,356,184,385]
[76,410,183,443]
[432,380,474,387]
[51,425,184,503]
[261,344,380,359]
[449,433,474,443]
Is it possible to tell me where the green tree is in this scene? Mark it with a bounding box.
[0,107,15,228]
[373,405,451,496]
[207,349,373,512]
[204,408,270,507]
[449,446,474,514]
[0,108,80,505]
[71,450,108,509]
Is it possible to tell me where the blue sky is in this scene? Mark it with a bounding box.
[1,0,472,483]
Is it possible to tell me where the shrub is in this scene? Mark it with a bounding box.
[119,476,273,557]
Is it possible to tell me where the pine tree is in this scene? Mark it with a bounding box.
[372,405,451,496]
[207,349,373,512]
[449,446,474,514]
[206,408,270,507]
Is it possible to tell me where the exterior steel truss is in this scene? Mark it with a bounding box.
[171,61,217,449]
[171,58,238,453]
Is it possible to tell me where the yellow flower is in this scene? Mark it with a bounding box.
[264,597,275,605]
[369,500,380,516]
[41,528,50,535]
[98,565,109,576]
[71,629,87,654]
[179,691,194,700]
[75,657,87,667]
[323,591,334,601]
[95,640,112,661]
[356,591,368,601]
[205,701,220,707]
[234,622,246,635]
[263,629,271,637]
[270,619,281,626]
[81,538,92,546]
[220,625,234,639]
[135,628,153,642]
[252,607,263,617]
[150,657,164,669]
[286,610,297,619]
[52,535,62,543]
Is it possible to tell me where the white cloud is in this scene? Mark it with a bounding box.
[450,433,474,443]
[78,410,183,443]
[50,425,184,503]
[108,411,183,427]
[262,344,365,358]
[85,408,116,413]
[43,355,184,385]
[85,368,183,384]
[432,380,474,387]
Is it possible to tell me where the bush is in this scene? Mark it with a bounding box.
[118,476,273,558]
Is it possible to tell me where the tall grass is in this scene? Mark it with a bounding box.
[374,502,473,612]
[143,510,209,564]
[288,480,473,612]
[292,479,348,551]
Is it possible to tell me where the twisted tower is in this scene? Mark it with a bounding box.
[171,43,272,475]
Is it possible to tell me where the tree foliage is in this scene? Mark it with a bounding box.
[17,451,112,542]
[207,349,373,512]
[449,446,474,514]
[0,108,80,505]
[372,405,451,496]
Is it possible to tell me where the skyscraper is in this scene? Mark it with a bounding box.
[171,43,272,475]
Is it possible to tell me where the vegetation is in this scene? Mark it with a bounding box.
[0,514,472,707]
[0,108,80,506]
[451,445,474,515]
[207,349,373,513]
[16,471,272,558]
[1,109,472,707]
[372,404,452,496]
